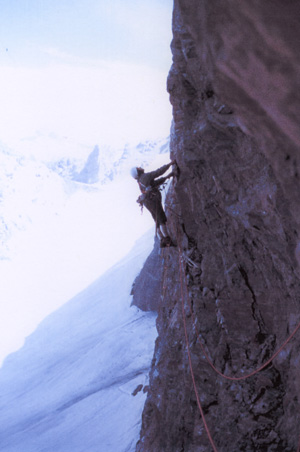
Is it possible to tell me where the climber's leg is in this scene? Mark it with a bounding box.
[160,223,169,238]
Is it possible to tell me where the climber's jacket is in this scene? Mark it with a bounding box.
[136,163,173,205]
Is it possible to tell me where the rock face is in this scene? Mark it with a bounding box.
[136,1,300,451]
[131,237,163,312]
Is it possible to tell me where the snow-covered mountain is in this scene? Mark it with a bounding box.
[0,136,169,365]
[0,230,158,452]
[0,136,169,256]
[47,137,170,185]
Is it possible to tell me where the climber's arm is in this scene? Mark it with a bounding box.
[147,162,173,180]
[153,172,174,188]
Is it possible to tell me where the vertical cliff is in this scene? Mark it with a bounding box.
[136,1,300,451]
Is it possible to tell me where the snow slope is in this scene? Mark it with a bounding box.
[0,138,169,364]
[0,230,157,452]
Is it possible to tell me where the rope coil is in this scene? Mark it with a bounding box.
[181,264,300,381]
[160,218,300,451]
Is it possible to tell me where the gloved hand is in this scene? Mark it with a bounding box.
[137,194,146,204]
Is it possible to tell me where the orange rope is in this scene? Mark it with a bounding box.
[180,261,300,381]
[161,208,300,450]
[161,248,168,302]
[179,232,300,450]
[178,244,218,452]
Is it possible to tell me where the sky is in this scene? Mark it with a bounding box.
[0,0,172,68]
[0,0,173,153]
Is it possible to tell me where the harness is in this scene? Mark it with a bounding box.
[138,180,147,194]
[138,179,167,196]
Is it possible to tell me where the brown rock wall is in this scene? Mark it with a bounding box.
[136,1,300,451]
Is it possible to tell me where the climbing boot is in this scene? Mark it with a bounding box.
[160,236,176,248]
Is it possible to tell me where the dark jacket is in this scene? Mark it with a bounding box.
[137,164,171,226]
[138,163,171,192]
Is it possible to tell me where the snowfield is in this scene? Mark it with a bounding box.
[0,230,157,452]
[0,138,168,364]
[0,136,170,451]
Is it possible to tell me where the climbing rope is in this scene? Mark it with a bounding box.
[160,221,217,450]
[165,202,182,219]
[161,216,300,450]
[181,263,300,381]
[165,200,300,381]
[178,245,218,452]
[161,247,169,301]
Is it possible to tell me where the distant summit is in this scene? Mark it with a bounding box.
[49,137,170,185]
[73,145,100,184]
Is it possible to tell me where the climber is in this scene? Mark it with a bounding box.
[131,161,177,248]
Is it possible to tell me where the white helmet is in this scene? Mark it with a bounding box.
[130,167,139,179]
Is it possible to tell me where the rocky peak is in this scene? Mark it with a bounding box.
[73,145,100,184]
[135,1,300,451]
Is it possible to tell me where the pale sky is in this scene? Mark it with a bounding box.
[0,0,173,154]
[0,0,172,69]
